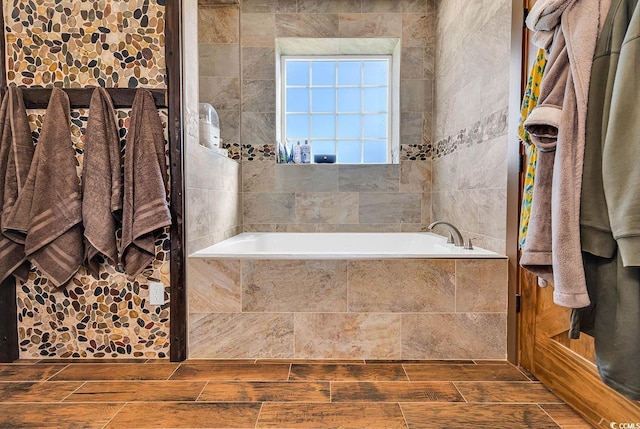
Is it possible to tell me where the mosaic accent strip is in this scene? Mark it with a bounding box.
[223,141,241,160]
[434,107,509,159]
[4,0,166,88]
[17,109,171,359]
[400,143,432,161]
[242,143,275,161]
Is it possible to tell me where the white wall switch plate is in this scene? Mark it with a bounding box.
[149,282,165,306]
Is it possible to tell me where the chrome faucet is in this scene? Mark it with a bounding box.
[428,221,465,247]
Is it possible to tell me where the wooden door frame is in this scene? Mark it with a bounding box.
[507,0,527,364]
[0,1,187,363]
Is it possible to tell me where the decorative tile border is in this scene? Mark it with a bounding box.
[400,143,432,161]
[17,108,171,359]
[223,141,241,160]
[242,143,276,161]
[4,0,166,88]
[434,107,508,158]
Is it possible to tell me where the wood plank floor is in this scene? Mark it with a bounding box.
[0,360,593,428]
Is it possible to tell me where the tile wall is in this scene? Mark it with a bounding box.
[187,2,243,255]
[188,256,508,359]
[198,0,435,233]
[3,0,171,358]
[432,0,512,254]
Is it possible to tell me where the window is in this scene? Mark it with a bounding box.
[276,38,400,165]
[282,56,391,164]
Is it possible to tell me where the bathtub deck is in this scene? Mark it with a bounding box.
[0,359,588,428]
[190,232,506,259]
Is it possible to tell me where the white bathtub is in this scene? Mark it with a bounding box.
[190,232,504,259]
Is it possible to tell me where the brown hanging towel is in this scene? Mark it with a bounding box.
[0,86,34,283]
[82,87,122,278]
[121,88,171,278]
[9,87,83,287]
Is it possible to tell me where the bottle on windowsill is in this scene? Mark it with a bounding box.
[293,141,302,164]
[301,140,311,164]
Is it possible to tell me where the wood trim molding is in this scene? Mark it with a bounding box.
[535,339,640,426]
[18,87,167,109]
[166,0,187,362]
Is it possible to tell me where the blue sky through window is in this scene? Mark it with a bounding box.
[283,57,390,164]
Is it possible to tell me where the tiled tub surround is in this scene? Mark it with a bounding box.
[198,1,435,232]
[432,0,512,254]
[243,163,431,233]
[188,236,507,360]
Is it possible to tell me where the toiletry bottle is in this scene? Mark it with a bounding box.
[293,141,302,163]
[301,140,311,164]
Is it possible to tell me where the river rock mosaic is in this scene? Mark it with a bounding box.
[400,143,432,161]
[434,107,509,159]
[242,143,275,161]
[17,109,171,359]
[4,0,166,88]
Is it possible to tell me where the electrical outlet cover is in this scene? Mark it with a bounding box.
[149,282,165,305]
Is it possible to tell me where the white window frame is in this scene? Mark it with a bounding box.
[275,38,401,165]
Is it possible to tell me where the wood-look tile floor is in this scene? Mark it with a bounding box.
[0,359,593,428]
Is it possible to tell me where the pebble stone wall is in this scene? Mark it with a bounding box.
[3,0,171,359]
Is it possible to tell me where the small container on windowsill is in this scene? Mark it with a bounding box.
[314,154,336,163]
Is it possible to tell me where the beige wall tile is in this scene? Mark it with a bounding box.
[189,313,294,359]
[218,109,241,147]
[402,13,432,47]
[276,165,339,192]
[456,136,507,191]
[241,112,276,146]
[296,192,359,224]
[338,14,402,38]
[401,47,425,79]
[199,76,240,111]
[402,313,507,360]
[243,192,295,224]
[338,224,401,232]
[421,191,432,225]
[241,79,275,112]
[298,0,362,13]
[431,153,457,192]
[241,13,275,47]
[400,111,424,138]
[188,259,241,313]
[401,79,427,112]
[186,188,211,239]
[348,260,455,312]
[276,224,332,232]
[295,313,402,359]
[275,14,340,38]
[199,44,240,77]
[477,188,507,241]
[242,47,275,80]
[431,190,478,235]
[198,6,239,44]
[361,0,403,13]
[400,161,431,193]
[241,0,297,13]
[456,260,508,313]
[242,160,275,192]
[242,260,348,312]
[359,193,421,224]
[338,165,400,192]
